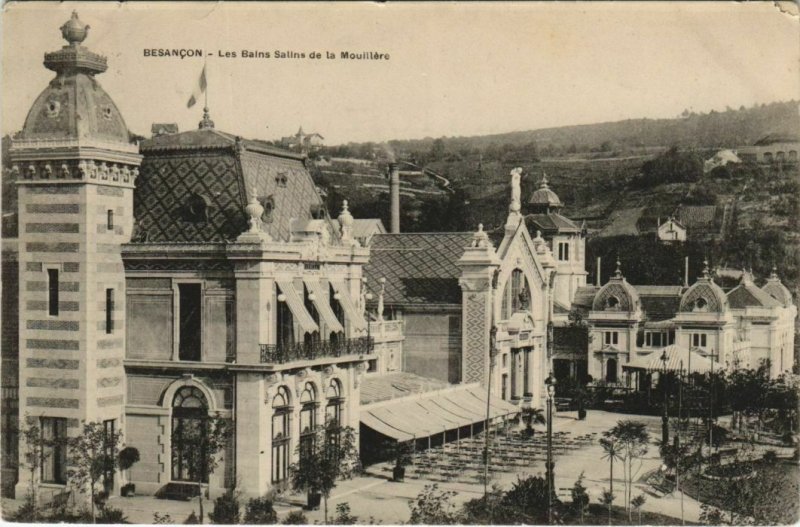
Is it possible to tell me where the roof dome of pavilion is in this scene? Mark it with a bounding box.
[762,267,793,307]
[527,174,563,211]
[679,261,729,313]
[16,11,132,145]
[592,259,641,312]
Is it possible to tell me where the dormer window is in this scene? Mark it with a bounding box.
[259,195,275,223]
[693,298,708,312]
[275,173,288,188]
[185,192,209,223]
[606,296,620,310]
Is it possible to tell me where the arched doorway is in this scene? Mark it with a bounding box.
[299,382,318,461]
[171,386,209,482]
[606,358,618,383]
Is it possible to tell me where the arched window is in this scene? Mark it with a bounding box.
[606,296,620,310]
[329,284,345,346]
[276,284,294,349]
[325,379,343,429]
[763,152,773,164]
[606,358,618,383]
[299,382,318,461]
[325,379,344,453]
[171,386,209,482]
[272,386,292,484]
[694,297,708,312]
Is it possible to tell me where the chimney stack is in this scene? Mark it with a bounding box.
[596,257,602,286]
[684,256,689,287]
[388,163,400,233]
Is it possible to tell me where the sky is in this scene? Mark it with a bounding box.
[3,1,798,144]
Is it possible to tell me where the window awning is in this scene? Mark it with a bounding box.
[302,278,345,334]
[623,345,715,373]
[360,385,519,442]
[330,279,367,332]
[276,280,318,334]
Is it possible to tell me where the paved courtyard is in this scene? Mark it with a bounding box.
[2,410,709,524]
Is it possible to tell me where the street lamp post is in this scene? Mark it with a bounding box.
[545,372,556,524]
[660,349,669,446]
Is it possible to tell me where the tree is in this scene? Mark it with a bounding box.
[18,416,50,519]
[570,472,590,523]
[604,420,650,520]
[118,446,140,496]
[599,489,615,526]
[181,414,231,523]
[408,484,461,525]
[66,421,121,523]
[520,407,546,437]
[289,423,359,523]
[501,474,558,524]
[599,435,622,518]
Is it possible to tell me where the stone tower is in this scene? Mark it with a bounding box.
[12,12,141,498]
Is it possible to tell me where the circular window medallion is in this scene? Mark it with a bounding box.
[45,100,61,118]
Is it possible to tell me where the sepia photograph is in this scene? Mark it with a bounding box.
[1,1,798,524]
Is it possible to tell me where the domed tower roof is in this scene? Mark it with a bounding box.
[16,11,132,145]
[762,267,793,307]
[679,260,728,313]
[592,259,641,312]
[527,173,563,213]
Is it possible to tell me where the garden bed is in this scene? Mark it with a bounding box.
[702,462,755,481]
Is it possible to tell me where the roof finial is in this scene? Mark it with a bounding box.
[244,186,264,234]
[61,11,89,46]
[199,106,215,129]
[540,172,549,189]
[702,259,710,279]
[770,265,779,280]
[614,257,622,278]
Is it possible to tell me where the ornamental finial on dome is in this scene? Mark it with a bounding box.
[614,257,623,279]
[702,259,710,279]
[540,172,549,189]
[770,265,779,280]
[61,11,89,46]
[199,107,215,129]
[470,223,490,248]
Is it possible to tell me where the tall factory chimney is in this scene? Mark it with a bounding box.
[388,163,400,233]
[596,257,602,286]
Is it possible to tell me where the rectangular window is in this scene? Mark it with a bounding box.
[107,210,114,230]
[48,269,59,316]
[558,242,570,261]
[692,333,707,348]
[40,417,67,484]
[105,288,114,334]
[645,333,652,347]
[178,283,202,361]
[604,331,618,345]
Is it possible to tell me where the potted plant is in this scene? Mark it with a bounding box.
[392,442,413,482]
[118,446,140,497]
[520,407,546,438]
[574,385,590,420]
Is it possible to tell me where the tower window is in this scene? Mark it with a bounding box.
[107,210,114,230]
[105,288,115,334]
[178,284,202,361]
[48,269,59,316]
[604,331,619,345]
[41,417,67,484]
[558,242,570,261]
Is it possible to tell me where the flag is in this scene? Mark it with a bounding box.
[187,65,207,108]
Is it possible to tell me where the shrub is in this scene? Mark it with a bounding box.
[243,496,278,524]
[153,512,174,524]
[208,489,240,524]
[334,502,359,525]
[184,511,200,524]
[97,505,127,523]
[281,510,308,524]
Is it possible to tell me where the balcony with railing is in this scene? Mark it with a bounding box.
[260,336,374,364]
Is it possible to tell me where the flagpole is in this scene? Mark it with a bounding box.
[204,53,208,110]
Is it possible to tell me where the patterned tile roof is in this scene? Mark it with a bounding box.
[727,283,781,309]
[133,128,330,243]
[573,285,683,321]
[676,206,718,230]
[525,213,580,234]
[364,232,473,306]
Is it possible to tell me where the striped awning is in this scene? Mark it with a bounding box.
[360,385,519,442]
[276,280,318,334]
[330,279,367,332]
[302,278,345,334]
[623,344,714,374]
